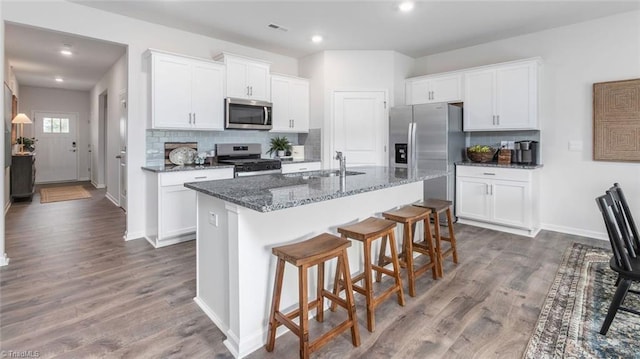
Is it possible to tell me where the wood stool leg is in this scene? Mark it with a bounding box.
[316,262,325,322]
[340,249,361,347]
[432,212,444,278]
[375,234,388,283]
[446,208,459,264]
[266,258,285,352]
[387,230,405,306]
[363,240,375,332]
[330,254,342,312]
[423,217,438,280]
[299,265,310,359]
[404,222,416,297]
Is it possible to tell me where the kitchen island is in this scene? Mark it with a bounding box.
[185,166,447,358]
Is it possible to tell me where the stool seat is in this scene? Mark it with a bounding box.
[414,198,452,212]
[338,217,396,241]
[382,205,431,223]
[272,233,351,267]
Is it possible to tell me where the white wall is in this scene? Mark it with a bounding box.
[2,0,299,244]
[90,54,126,203]
[18,86,91,181]
[414,10,640,239]
[299,50,414,167]
[0,3,6,265]
[3,58,17,217]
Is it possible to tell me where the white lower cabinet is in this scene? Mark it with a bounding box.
[456,166,540,237]
[281,161,321,174]
[145,168,234,248]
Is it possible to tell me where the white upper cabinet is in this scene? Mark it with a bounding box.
[148,50,224,130]
[405,73,463,105]
[270,74,309,133]
[463,59,540,131]
[215,53,271,102]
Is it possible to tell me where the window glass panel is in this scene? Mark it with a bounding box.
[60,118,69,133]
[43,118,52,133]
[52,118,61,133]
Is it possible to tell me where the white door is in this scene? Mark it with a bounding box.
[290,80,309,132]
[431,75,462,103]
[246,63,270,101]
[491,180,530,228]
[192,61,225,130]
[408,79,430,105]
[463,69,496,130]
[153,54,191,128]
[456,177,491,221]
[269,76,290,131]
[34,112,78,183]
[225,58,249,99]
[332,91,387,167]
[118,91,127,211]
[496,64,534,129]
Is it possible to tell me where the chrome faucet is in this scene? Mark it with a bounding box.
[335,151,346,177]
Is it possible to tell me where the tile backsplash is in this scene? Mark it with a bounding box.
[146,130,300,165]
[466,130,540,148]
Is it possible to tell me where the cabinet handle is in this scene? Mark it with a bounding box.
[193,113,196,124]
[194,176,207,180]
[250,86,253,96]
[485,184,490,195]
[492,115,495,125]
[496,115,500,125]
[188,113,192,124]
[292,119,295,127]
[299,168,307,171]
[483,172,495,176]
[490,184,493,195]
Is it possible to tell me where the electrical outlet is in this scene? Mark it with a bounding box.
[209,211,218,227]
[568,141,583,152]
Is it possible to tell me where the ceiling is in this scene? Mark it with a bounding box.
[4,23,126,91]
[73,1,640,58]
[4,1,639,92]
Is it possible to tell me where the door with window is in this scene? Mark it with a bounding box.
[34,112,78,183]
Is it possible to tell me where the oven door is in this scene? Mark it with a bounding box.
[225,98,272,130]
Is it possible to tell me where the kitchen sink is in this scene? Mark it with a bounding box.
[285,170,366,178]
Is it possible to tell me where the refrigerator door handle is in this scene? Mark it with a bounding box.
[411,122,418,167]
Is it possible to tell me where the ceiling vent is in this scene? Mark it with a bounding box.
[267,23,289,32]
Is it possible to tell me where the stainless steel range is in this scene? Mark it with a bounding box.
[216,143,281,177]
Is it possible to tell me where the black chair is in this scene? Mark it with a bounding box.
[609,183,640,251]
[596,192,640,335]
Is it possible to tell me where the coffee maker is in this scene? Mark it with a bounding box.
[513,140,539,165]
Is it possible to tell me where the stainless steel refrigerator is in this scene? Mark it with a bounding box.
[389,103,464,221]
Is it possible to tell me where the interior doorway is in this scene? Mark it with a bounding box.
[118,90,127,211]
[331,90,388,167]
[33,111,79,183]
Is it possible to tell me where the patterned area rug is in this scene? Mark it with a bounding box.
[524,242,640,358]
[40,185,92,203]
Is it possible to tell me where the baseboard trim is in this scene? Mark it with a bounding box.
[78,177,89,181]
[105,192,119,207]
[194,296,229,335]
[0,253,10,266]
[457,218,540,238]
[4,201,11,215]
[92,182,106,189]
[125,231,145,241]
[540,223,608,241]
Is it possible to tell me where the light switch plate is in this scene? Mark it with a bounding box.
[209,211,218,227]
[568,141,583,152]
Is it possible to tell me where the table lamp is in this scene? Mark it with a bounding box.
[12,113,32,154]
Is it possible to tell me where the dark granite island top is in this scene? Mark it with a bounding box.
[184,166,447,212]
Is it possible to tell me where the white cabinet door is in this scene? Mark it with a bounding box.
[407,78,430,105]
[192,61,225,130]
[290,79,309,132]
[152,54,192,129]
[456,177,491,221]
[431,74,462,103]
[496,63,537,130]
[160,185,197,238]
[226,58,250,99]
[491,179,530,228]
[247,63,270,101]
[270,76,290,132]
[463,69,495,131]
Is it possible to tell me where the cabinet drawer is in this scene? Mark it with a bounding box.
[456,166,532,182]
[159,168,234,186]
[281,162,321,174]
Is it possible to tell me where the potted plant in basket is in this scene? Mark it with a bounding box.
[267,136,292,158]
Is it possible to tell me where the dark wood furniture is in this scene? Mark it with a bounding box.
[596,190,640,335]
[266,233,360,359]
[382,205,439,297]
[11,154,35,201]
[414,198,459,277]
[332,217,404,332]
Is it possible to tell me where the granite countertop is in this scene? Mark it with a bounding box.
[456,161,543,169]
[141,163,234,173]
[185,166,447,212]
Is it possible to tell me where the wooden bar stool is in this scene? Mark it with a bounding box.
[266,233,360,359]
[331,217,405,332]
[382,205,438,297]
[414,198,459,277]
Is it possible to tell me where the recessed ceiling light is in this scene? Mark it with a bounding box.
[398,1,414,12]
[55,77,64,83]
[311,35,323,43]
[60,44,73,56]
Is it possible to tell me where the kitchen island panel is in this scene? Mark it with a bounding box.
[194,181,423,358]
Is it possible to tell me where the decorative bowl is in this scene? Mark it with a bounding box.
[466,147,497,162]
[169,146,197,165]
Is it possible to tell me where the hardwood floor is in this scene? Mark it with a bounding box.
[1,185,608,358]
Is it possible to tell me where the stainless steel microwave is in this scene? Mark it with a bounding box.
[225,98,272,130]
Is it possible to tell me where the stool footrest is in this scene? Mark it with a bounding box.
[322,290,348,309]
[309,319,357,353]
[274,311,301,336]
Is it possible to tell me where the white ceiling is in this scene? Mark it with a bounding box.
[4,23,126,91]
[5,1,639,92]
